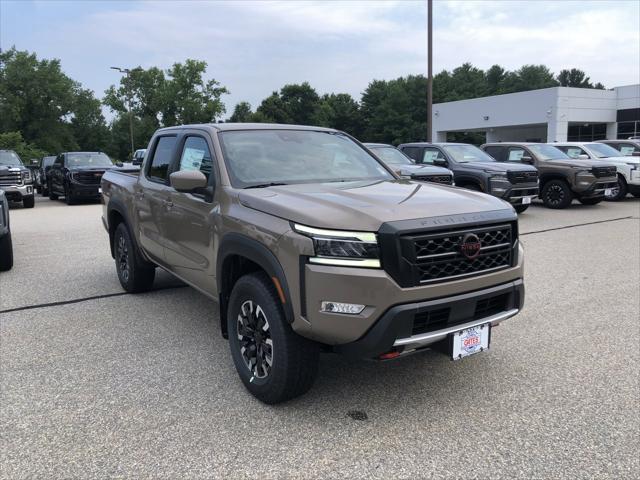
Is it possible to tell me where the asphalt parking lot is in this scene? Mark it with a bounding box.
[1,195,639,479]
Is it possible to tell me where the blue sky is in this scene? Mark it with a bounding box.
[2,0,639,119]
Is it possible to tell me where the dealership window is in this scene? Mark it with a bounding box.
[567,123,606,142]
[617,121,640,139]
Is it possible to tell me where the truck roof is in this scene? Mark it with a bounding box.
[157,123,339,133]
[398,142,470,147]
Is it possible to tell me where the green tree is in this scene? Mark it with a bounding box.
[557,68,596,88]
[0,47,78,153]
[71,88,109,151]
[501,65,559,93]
[314,93,363,137]
[228,101,253,122]
[485,65,506,95]
[0,131,47,162]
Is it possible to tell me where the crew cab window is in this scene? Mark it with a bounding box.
[422,147,446,164]
[618,144,639,156]
[401,147,422,162]
[483,146,504,161]
[507,148,526,161]
[148,136,177,182]
[558,146,588,159]
[178,137,213,181]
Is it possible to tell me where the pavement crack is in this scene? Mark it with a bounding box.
[521,216,635,236]
[0,285,187,315]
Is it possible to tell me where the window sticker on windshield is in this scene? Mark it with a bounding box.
[508,150,524,161]
[423,151,439,162]
[181,147,205,171]
[620,146,634,156]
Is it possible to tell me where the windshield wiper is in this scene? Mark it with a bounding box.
[243,182,289,189]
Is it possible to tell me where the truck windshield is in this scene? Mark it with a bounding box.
[442,145,495,163]
[587,143,621,158]
[528,145,569,160]
[371,147,413,165]
[67,153,113,167]
[220,130,393,188]
[0,150,23,166]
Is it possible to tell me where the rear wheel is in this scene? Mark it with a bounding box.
[227,271,319,404]
[114,222,155,293]
[23,195,35,208]
[579,197,603,205]
[605,175,627,201]
[0,232,13,271]
[514,204,529,214]
[541,180,573,209]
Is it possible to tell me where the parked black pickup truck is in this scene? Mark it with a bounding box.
[48,152,115,204]
[398,143,539,213]
[0,189,13,271]
[364,143,454,185]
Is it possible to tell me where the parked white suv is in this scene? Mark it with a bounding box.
[552,142,640,201]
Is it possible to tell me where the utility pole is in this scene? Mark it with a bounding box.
[426,0,433,142]
[110,67,135,159]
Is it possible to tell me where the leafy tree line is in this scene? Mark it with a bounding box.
[1,47,607,161]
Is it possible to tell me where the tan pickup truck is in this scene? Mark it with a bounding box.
[101,123,525,404]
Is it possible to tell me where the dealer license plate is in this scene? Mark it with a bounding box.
[98,187,102,193]
[451,324,490,360]
[604,188,612,197]
[522,196,532,205]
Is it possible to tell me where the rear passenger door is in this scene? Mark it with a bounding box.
[164,133,218,289]
[135,135,177,264]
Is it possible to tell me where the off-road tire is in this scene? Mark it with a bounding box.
[23,195,35,209]
[605,174,627,201]
[541,180,573,209]
[41,187,48,197]
[48,182,58,200]
[579,197,603,205]
[113,222,155,293]
[227,271,319,404]
[64,184,75,205]
[0,233,13,271]
[514,204,529,214]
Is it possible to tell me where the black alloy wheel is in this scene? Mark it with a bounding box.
[236,299,273,379]
[542,180,572,209]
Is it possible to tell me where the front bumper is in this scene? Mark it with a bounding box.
[1,184,34,201]
[335,279,524,359]
[498,184,539,204]
[579,179,618,198]
[69,182,101,198]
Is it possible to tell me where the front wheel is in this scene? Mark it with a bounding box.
[64,184,75,205]
[605,175,628,201]
[579,197,603,205]
[514,204,529,214]
[114,223,155,293]
[227,272,319,404]
[0,232,13,271]
[23,195,35,208]
[541,180,573,209]
[48,181,58,200]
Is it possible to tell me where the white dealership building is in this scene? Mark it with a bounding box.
[431,84,640,143]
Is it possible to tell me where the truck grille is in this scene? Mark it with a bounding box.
[413,174,453,185]
[0,172,22,186]
[507,171,538,184]
[592,166,616,178]
[73,171,105,185]
[399,224,514,285]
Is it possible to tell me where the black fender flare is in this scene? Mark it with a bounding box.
[455,174,485,191]
[539,172,571,188]
[106,198,135,258]
[217,233,295,336]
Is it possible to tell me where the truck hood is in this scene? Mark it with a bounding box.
[545,158,606,168]
[392,164,452,176]
[460,162,535,173]
[238,180,512,231]
[597,156,640,166]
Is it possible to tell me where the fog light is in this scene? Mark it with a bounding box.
[320,301,365,315]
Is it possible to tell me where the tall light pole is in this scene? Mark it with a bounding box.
[426,0,433,142]
[110,66,135,159]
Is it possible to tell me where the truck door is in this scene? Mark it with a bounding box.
[135,135,177,265]
[164,134,217,290]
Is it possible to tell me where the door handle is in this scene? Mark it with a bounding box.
[135,191,144,200]
[163,200,174,209]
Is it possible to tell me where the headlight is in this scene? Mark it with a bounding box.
[293,224,380,268]
[626,163,638,170]
[22,170,32,182]
[490,174,510,193]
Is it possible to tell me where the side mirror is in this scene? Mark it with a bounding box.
[578,154,590,160]
[521,155,533,164]
[433,158,448,167]
[170,170,208,192]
